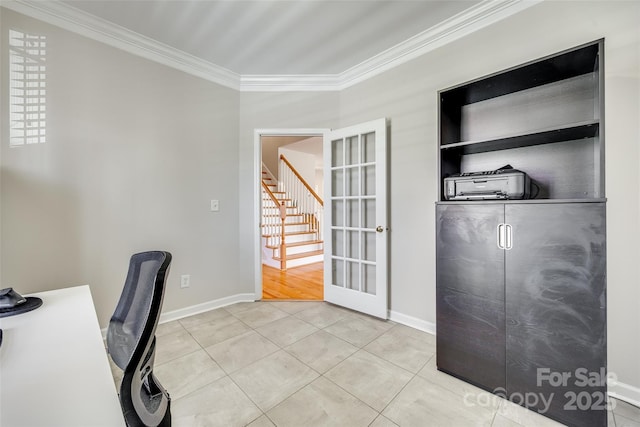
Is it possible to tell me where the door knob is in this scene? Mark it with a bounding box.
[376,226,384,232]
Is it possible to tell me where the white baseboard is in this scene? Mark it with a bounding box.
[159,293,257,324]
[388,309,436,336]
[101,293,257,338]
[609,380,640,408]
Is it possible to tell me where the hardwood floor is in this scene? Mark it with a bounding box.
[262,262,323,300]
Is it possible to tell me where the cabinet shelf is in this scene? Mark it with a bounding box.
[441,43,599,105]
[438,39,603,201]
[440,120,599,155]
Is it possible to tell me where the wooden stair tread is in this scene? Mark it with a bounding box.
[262,230,318,238]
[263,213,303,217]
[266,239,323,249]
[262,201,292,205]
[261,221,309,227]
[273,250,324,261]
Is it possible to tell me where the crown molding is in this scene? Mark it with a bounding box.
[337,0,543,91]
[1,0,241,90]
[240,74,342,92]
[2,0,541,92]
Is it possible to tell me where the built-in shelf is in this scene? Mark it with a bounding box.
[438,39,604,201]
[441,120,599,155]
[441,43,599,105]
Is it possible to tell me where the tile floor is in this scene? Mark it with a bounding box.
[108,301,640,427]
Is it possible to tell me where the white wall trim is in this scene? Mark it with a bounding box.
[609,381,640,409]
[100,293,257,338]
[241,74,342,92]
[159,293,256,324]
[253,129,329,298]
[337,0,542,91]
[389,310,436,336]
[3,0,540,92]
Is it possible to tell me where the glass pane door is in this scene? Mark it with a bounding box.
[324,118,387,319]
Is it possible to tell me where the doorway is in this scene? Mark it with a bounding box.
[255,129,326,300]
[254,119,389,316]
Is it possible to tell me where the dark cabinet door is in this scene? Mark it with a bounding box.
[436,204,506,392]
[505,203,607,427]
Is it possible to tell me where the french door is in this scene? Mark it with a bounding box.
[323,118,388,319]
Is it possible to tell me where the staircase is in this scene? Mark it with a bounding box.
[261,159,324,270]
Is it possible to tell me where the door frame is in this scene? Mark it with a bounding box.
[253,128,329,299]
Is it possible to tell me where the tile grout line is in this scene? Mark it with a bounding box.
[156,300,446,425]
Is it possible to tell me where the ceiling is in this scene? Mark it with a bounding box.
[59,0,481,76]
[4,0,537,89]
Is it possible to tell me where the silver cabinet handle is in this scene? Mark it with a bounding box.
[497,224,505,249]
[505,224,513,250]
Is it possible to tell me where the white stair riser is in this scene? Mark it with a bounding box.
[286,254,324,268]
[281,233,318,244]
[263,233,319,247]
[284,243,323,255]
[262,253,323,269]
[262,215,304,224]
[262,223,309,233]
[262,257,282,269]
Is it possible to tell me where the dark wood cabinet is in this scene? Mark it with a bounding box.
[435,40,607,427]
[436,201,607,426]
[436,204,505,392]
[505,203,607,427]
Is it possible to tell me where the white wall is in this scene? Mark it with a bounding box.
[278,147,316,189]
[0,9,241,325]
[280,136,324,196]
[338,0,640,402]
[260,135,309,180]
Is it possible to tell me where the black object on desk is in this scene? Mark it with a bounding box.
[0,287,43,318]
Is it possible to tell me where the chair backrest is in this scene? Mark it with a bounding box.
[107,251,172,427]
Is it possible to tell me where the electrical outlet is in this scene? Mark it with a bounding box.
[210,200,219,212]
[180,274,190,288]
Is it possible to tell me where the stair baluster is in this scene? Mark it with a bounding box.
[261,157,323,271]
[279,154,324,244]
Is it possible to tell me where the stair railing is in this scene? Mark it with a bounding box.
[278,154,324,242]
[261,180,287,270]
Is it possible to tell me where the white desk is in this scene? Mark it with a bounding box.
[0,285,126,426]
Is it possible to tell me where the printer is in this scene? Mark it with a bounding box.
[444,165,531,200]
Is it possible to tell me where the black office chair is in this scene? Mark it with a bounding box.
[107,251,172,427]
